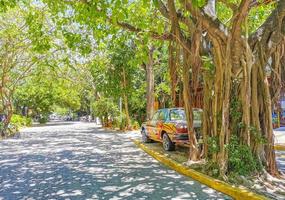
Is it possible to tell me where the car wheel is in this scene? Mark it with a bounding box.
[163,133,175,151]
[142,129,152,143]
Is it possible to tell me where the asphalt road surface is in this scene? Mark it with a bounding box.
[0,122,231,200]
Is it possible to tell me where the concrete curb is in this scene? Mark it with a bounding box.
[275,144,285,151]
[133,140,268,200]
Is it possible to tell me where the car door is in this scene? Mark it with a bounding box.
[147,111,160,139]
[154,110,166,140]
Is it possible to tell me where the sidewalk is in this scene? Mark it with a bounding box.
[274,127,285,172]
[274,127,285,145]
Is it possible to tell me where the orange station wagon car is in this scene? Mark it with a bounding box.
[141,108,202,151]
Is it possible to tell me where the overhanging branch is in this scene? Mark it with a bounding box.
[116,21,173,41]
[76,0,173,41]
[250,0,285,56]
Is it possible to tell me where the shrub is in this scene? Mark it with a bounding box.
[11,114,33,128]
[202,160,220,178]
[113,113,127,130]
[207,136,219,158]
[131,120,140,130]
[228,135,261,175]
[26,117,32,126]
[0,122,4,133]
[92,98,120,127]
[39,116,48,124]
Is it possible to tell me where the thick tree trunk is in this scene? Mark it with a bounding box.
[240,42,253,146]
[169,41,179,107]
[182,49,200,161]
[4,99,13,131]
[178,84,184,107]
[156,0,283,176]
[218,47,231,178]
[122,67,131,129]
[123,92,131,129]
[209,35,232,177]
[146,46,155,119]
[0,72,13,136]
[251,62,262,158]
[202,69,214,159]
[255,45,279,175]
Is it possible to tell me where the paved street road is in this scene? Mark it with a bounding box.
[0,122,230,200]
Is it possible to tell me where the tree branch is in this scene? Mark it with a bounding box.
[116,21,173,41]
[250,0,285,57]
[231,0,251,38]
[76,0,172,41]
[157,0,194,34]
[218,0,238,11]
[179,0,227,42]
[250,0,277,8]
[167,0,190,50]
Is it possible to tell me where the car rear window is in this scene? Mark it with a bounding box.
[170,109,202,121]
[193,111,202,121]
[170,109,185,120]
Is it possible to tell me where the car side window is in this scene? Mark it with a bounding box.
[152,111,160,121]
[170,109,185,121]
[193,111,202,120]
[158,111,165,121]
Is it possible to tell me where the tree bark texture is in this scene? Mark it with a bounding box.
[155,0,285,176]
[146,46,155,119]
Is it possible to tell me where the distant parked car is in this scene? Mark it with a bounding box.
[49,114,60,121]
[281,111,285,120]
[0,114,6,122]
[141,108,202,151]
[280,111,285,126]
[65,115,73,121]
[272,112,278,128]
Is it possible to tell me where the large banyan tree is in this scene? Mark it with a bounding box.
[3,0,284,177]
[42,0,284,177]
[155,0,285,177]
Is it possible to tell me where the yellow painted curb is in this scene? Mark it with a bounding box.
[133,140,268,200]
[275,145,285,151]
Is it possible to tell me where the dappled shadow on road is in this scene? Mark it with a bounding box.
[276,151,285,172]
[0,122,230,200]
[31,121,77,127]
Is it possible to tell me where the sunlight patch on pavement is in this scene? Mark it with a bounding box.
[101,185,130,192]
[0,122,231,199]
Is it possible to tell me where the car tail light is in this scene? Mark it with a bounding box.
[176,123,187,133]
